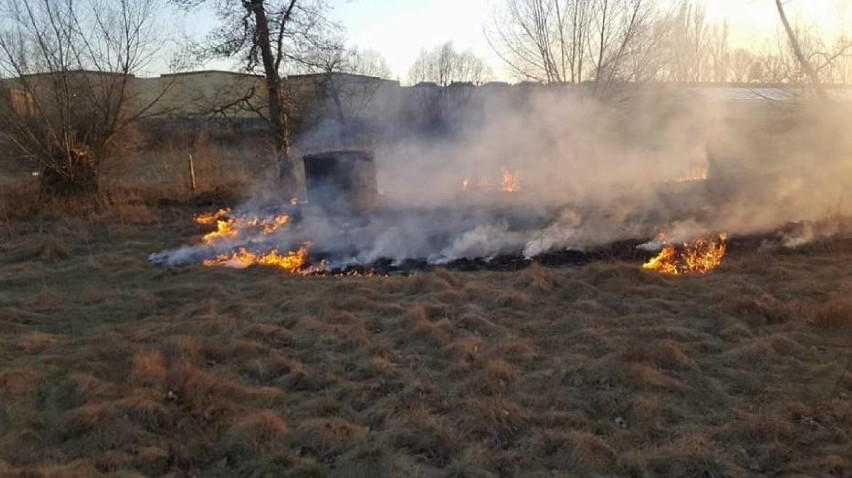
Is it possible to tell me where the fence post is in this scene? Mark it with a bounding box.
[187,152,197,192]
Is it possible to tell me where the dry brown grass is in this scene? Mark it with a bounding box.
[129,350,167,387]
[0,369,40,396]
[567,430,618,472]
[294,417,367,459]
[92,202,160,225]
[16,332,60,352]
[0,203,850,477]
[228,410,289,451]
[622,339,698,371]
[813,295,852,330]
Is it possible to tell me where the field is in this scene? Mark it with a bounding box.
[0,181,850,478]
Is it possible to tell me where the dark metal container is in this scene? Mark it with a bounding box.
[303,150,378,215]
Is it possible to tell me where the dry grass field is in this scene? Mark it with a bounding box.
[0,180,850,478]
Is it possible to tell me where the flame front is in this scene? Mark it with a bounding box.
[195,208,230,225]
[500,168,521,193]
[203,244,309,273]
[197,211,290,245]
[643,233,727,275]
[193,208,308,273]
[669,167,709,183]
[201,218,238,244]
[461,168,521,193]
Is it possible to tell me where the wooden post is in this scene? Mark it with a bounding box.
[187,152,197,192]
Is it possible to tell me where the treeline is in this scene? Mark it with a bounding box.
[485,1,851,89]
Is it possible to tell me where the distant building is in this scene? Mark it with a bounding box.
[4,68,852,136]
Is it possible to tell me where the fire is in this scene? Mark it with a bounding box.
[195,208,230,225]
[670,167,709,183]
[184,208,387,277]
[643,246,679,275]
[201,218,238,244]
[643,233,728,275]
[197,210,290,245]
[246,214,290,235]
[264,215,290,234]
[461,167,521,193]
[500,168,521,193]
[203,244,309,273]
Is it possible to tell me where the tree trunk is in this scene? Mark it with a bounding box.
[775,0,827,103]
[248,0,296,195]
[40,148,99,198]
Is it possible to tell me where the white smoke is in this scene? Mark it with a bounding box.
[151,85,852,271]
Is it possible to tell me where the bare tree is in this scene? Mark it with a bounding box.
[487,0,657,92]
[173,0,336,194]
[282,42,394,150]
[0,0,168,197]
[751,5,851,89]
[729,48,755,83]
[405,42,491,128]
[707,20,731,83]
[775,0,826,100]
[408,42,491,86]
[587,0,654,88]
[486,0,591,83]
[302,43,392,123]
[822,35,852,84]
[657,2,712,82]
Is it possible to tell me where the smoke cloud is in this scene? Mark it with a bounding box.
[150,84,852,270]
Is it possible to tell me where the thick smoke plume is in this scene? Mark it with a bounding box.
[151,85,852,270]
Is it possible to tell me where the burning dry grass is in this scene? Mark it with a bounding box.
[0,208,850,477]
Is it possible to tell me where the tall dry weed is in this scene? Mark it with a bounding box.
[812,296,852,330]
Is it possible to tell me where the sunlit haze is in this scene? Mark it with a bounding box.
[175,0,851,81]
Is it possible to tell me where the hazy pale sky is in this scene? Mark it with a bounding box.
[174,0,850,81]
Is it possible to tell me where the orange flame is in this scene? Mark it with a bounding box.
[201,218,238,244]
[500,168,521,193]
[643,233,727,275]
[195,208,230,225]
[670,167,709,183]
[197,210,290,245]
[202,243,309,273]
[461,168,521,193]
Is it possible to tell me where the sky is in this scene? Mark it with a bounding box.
[168,0,850,82]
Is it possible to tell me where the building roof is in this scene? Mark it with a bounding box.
[159,70,263,79]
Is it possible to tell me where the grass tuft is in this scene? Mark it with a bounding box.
[294,417,366,459]
[812,295,852,329]
[130,350,166,388]
[228,409,289,451]
[482,358,519,393]
[17,332,60,352]
[0,368,41,397]
[622,339,698,371]
[567,430,617,471]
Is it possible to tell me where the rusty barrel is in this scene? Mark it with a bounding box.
[303,150,378,215]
